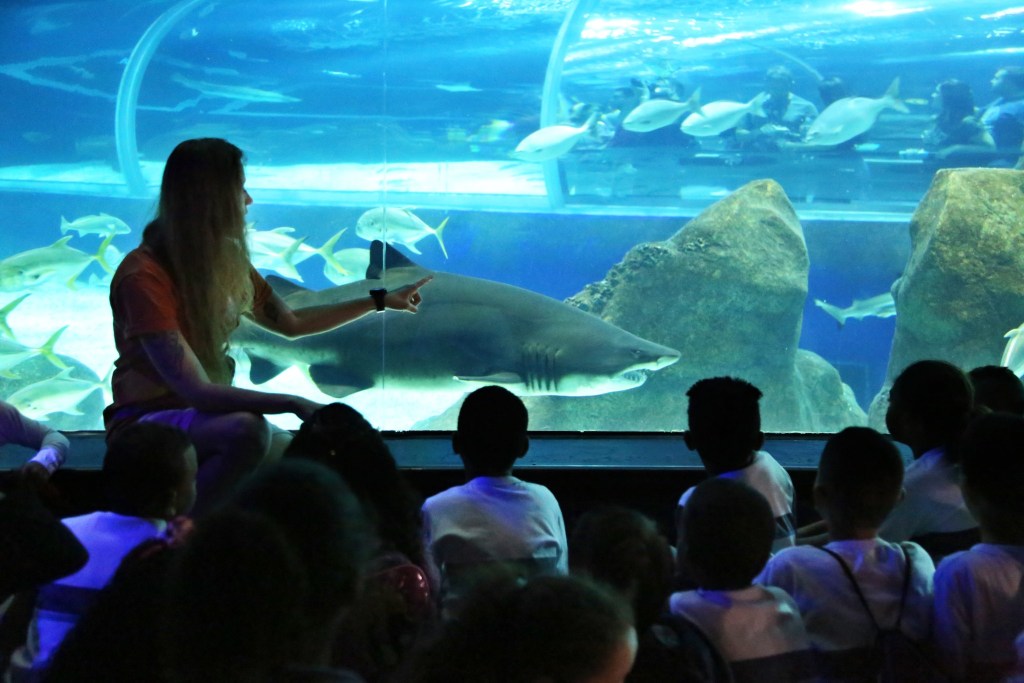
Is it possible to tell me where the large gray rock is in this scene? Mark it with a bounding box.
[869,168,1024,426]
[518,178,865,432]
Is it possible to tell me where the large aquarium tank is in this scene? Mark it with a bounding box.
[2,0,1022,433]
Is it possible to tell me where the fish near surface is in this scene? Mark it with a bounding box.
[621,88,703,133]
[233,242,681,399]
[804,78,908,146]
[0,236,111,292]
[512,114,597,162]
[680,93,769,137]
[355,208,449,259]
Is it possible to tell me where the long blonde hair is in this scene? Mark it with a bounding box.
[143,138,254,385]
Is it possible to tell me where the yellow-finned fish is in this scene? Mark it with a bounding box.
[7,366,109,420]
[0,325,69,378]
[60,213,131,238]
[355,208,449,259]
[247,226,347,282]
[0,236,113,292]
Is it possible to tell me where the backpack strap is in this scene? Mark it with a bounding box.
[819,543,912,633]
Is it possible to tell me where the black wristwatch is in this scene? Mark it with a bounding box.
[369,288,387,312]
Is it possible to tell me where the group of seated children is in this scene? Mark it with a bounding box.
[2,359,1024,682]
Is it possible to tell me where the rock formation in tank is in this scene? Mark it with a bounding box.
[515,178,866,432]
[868,167,1024,426]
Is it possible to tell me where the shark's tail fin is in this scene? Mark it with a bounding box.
[883,77,908,113]
[367,240,418,280]
[814,298,846,328]
[433,216,450,260]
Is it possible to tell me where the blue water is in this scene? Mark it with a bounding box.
[0,0,1020,431]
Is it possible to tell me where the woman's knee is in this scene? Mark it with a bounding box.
[192,412,271,464]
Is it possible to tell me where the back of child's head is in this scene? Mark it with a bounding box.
[686,377,763,473]
[228,459,373,630]
[454,385,528,475]
[969,365,1024,416]
[816,427,904,531]
[959,412,1024,541]
[286,402,425,566]
[408,574,634,683]
[164,508,308,683]
[103,422,196,518]
[681,478,774,590]
[570,506,673,633]
[887,360,973,452]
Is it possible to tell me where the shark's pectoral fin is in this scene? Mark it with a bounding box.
[248,356,292,384]
[309,364,372,398]
[454,372,524,387]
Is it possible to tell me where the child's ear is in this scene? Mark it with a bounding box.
[682,430,696,450]
[451,432,462,455]
[516,435,529,459]
[755,431,766,450]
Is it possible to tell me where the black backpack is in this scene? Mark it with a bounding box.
[819,544,942,683]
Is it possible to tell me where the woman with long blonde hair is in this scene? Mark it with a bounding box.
[104,138,429,512]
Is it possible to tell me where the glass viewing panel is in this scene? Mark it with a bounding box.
[0,0,1021,433]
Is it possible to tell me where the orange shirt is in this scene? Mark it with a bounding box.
[103,245,271,436]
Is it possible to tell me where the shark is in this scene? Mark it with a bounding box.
[171,73,300,104]
[814,293,896,328]
[232,242,681,399]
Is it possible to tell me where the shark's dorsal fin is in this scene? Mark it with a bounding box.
[265,275,310,297]
[367,240,418,280]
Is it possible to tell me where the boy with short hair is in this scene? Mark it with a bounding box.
[7,422,197,679]
[879,360,978,556]
[676,377,796,559]
[968,364,1024,416]
[758,427,935,680]
[670,478,815,682]
[932,412,1024,681]
[421,386,567,610]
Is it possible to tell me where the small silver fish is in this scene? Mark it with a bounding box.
[7,366,107,420]
[511,113,597,163]
[0,236,112,292]
[355,208,449,259]
[60,213,131,237]
[804,78,908,147]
